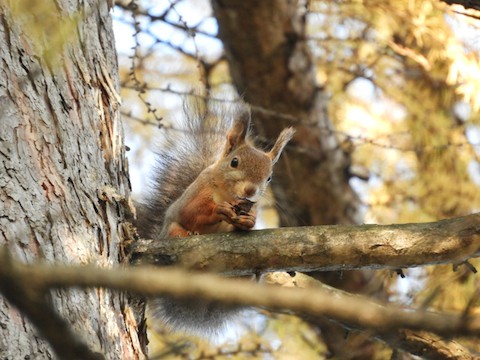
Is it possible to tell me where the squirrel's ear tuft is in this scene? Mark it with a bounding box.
[268,127,295,164]
[223,110,251,156]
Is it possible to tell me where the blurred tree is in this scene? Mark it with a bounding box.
[115,0,480,358]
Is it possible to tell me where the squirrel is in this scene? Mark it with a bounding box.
[135,101,294,335]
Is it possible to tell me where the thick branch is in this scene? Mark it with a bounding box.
[388,330,478,360]
[130,213,480,275]
[1,248,480,340]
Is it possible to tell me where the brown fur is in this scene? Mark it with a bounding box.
[137,103,294,335]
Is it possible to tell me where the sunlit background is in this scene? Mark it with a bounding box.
[112,1,480,358]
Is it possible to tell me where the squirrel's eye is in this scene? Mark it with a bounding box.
[267,176,272,183]
[230,157,239,168]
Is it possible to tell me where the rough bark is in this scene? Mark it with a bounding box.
[131,213,480,274]
[386,330,479,360]
[0,1,144,359]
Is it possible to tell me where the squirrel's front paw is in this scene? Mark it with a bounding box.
[231,213,256,230]
[231,199,256,230]
[216,201,256,230]
[216,201,237,221]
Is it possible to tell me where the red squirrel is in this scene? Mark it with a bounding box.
[136,102,294,335]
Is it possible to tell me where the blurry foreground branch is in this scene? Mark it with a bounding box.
[284,273,479,360]
[442,0,480,11]
[0,249,105,360]
[1,248,480,339]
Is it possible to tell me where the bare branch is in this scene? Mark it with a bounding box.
[441,0,480,11]
[130,213,480,275]
[388,329,479,360]
[1,248,480,340]
[285,273,479,360]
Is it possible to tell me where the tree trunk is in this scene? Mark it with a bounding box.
[212,0,361,227]
[211,1,376,357]
[0,1,144,358]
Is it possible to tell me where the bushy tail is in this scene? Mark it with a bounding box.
[135,99,249,240]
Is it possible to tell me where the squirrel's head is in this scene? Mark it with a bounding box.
[217,109,295,203]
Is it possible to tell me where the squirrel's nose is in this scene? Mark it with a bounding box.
[244,184,257,198]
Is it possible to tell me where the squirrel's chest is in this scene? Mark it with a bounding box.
[176,188,235,234]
